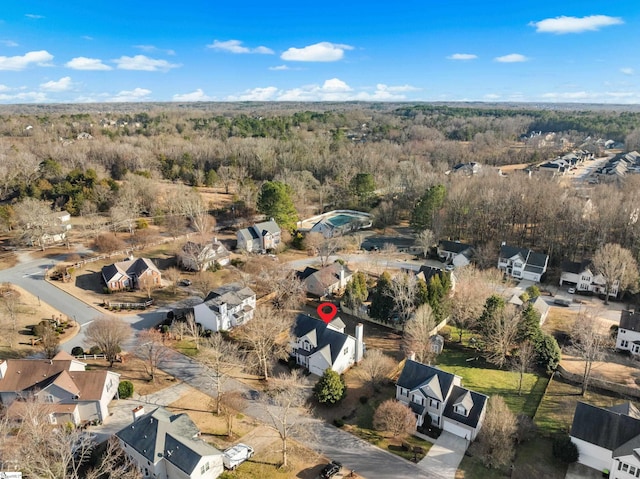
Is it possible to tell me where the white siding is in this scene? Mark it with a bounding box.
[193,303,220,332]
[330,337,356,374]
[571,437,612,473]
[443,420,473,440]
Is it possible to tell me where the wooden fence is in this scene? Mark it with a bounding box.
[556,364,640,399]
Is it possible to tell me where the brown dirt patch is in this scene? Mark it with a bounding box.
[0,284,79,358]
[560,352,640,387]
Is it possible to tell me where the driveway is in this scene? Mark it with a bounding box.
[565,462,603,479]
[416,431,467,479]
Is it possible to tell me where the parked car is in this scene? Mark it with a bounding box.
[179,279,192,286]
[223,443,254,470]
[320,460,342,478]
[568,287,576,294]
[554,298,571,307]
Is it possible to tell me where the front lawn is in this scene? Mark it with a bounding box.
[437,345,548,417]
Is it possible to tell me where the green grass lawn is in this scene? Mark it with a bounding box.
[437,345,549,417]
[534,374,624,435]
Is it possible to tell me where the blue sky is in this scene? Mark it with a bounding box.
[1,1,639,104]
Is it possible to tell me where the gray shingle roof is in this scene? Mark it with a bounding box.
[204,282,255,310]
[570,402,640,452]
[293,314,350,366]
[620,311,640,332]
[439,240,473,255]
[443,386,488,429]
[396,360,456,402]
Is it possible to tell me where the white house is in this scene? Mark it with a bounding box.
[559,260,619,298]
[396,359,488,441]
[437,240,473,268]
[497,243,548,283]
[0,351,119,426]
[116,406,224,479]
[177,239,230,271]
[616,310,640,355]
[291,314,364,376]
[43,210,72,244]
[236,220,281,253]
[570,401,640,478]
[192,283,256,333]
[297,263,354,298]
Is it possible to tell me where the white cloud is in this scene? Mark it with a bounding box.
[0,84,9,92]
[447,53,477,61]
[40,76,73,92]
[494,53,528,63]
[484,94,501,100]
[227,79,419,101]
[207,40,274,55]
[281,42,353,62]
[25,14,44,19]
[0,91,47,103]
[269,65,290,71]
[1,40,18,47]
[134,45,176,56]
[113,55,180,71]
[82,36,94,41]
[530,15,623,34]
[620,67,634,76]
[172,89,212,101]
[107,88,152,102]
[0,50,53,70]
[66,57,112,70]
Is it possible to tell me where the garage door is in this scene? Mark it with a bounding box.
[443,421,469,439]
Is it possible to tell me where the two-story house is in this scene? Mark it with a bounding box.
[437,240,474,268]
[497,243,548,282]
[291,314,364,376]
[116,406,224,479]
[570,401,640,478]
[559,260,619,298]
[616,310,640,355]
[0,351,120,426]
[192,283,256,333]
[396,359,488,441]
[177,239,230,271]
[236,219,281,253]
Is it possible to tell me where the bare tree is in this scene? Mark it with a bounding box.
[85,315,132,366]
[511,340,535,396]
[389,272,417,323]
[85,437,142,479]
[482,304,520,369]
[184,311,202,351]
[477,396,517,469]
[415,229,434,258]
[305,233,344,267]
[136,328,168,382]
[13,198,55,250]
[373,399,415,438]
[192,270,216,298]
[201,334,243,415]
[139,274,156,300]
[261,371,310,468]
[0,283,20,348]
[164,266,181,294]
[271,270,306,311]
[357,349,396,392]
[40,326,60,359]
[170,319,188,341]
[403,303,438,364]
[570,310,609,395]
[237,305,293,381]
[592,243,639,304]
[448,266,493,343]
[218,391,247,438]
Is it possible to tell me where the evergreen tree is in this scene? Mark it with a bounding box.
[517,303,542,343]
[343,271,368,309]
[410,184,446,232]
[370,272,394,321]
[313,369,347,405]
[256,181,299,232]
[534,333,561,373]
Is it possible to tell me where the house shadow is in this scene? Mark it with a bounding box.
[297,464,325,478]
[74,270,105,293]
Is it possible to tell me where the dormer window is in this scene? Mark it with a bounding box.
[454,404,468,416]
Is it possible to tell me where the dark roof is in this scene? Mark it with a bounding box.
[620,311,640,332]
[499,245,548,269]
[561,260,592,275]
[570,402,640,451]
[396,360,456,402]
[443,386,488,429]
[203,282,255,310]
[499,244,528,260]
[293,314,350,367]
[296,266,319,281]
[439,240,473,254]
[116,407,220,472]
[527,252,548,268]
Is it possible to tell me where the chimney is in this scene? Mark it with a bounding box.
[339,266,345,288]
[354,323,364,363]
[132,406,145,421]
[0,360,6,379]
[407,351,416,362]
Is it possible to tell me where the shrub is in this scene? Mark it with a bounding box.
[333,418,345,428]
[89,345,102,355]
[71,346,85,356]
[313,369,347,406]
[136,218,149,229]
[118,380,134,399]
[439,326,452,341]
[552,435,579,463]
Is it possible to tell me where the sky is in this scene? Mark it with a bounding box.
[1,1,639,104]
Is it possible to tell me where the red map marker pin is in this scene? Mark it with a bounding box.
[317,302,338,324]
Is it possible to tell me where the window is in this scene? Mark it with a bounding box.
[412,395,423,406]
[399,387,408,397]
[621,340,629,348]
[623,463,629,472]
[429,398,439,410]
[205,462,210,471]
[45,394,55,403]
[343,347,349,355]
[454,405,467,415]
[201,465,205,474]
